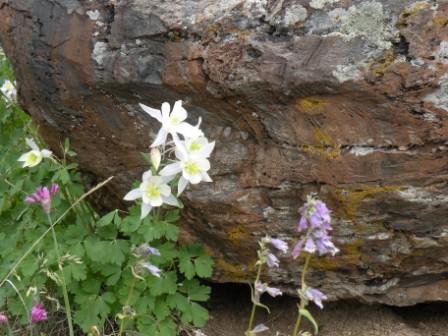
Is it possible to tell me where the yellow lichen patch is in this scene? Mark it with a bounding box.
[297,97,328,114]
[228,225,247,245]
[301,128,341,159]
[433,15,448,27]
[369,50,396,77]
[215,258,255,281]
[400,1,431,18]
[334,185,402,222]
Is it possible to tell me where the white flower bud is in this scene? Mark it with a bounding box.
[150,147,161,171]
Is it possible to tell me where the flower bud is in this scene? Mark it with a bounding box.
[150,147,161,171]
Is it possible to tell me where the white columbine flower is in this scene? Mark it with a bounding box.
[184,136,215,158]
[139,100,203,147]
[1,80,16,101]
[123,170,179,219]
[18,138,52,168]
[160,140,212,196]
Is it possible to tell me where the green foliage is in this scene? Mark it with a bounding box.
[0,50,213,335]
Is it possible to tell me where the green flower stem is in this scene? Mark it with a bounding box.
[246,261,263,335]
[292,253,312,336]
[118,276,137,336]
[47,214,74,336]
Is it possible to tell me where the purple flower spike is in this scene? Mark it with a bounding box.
[266,253,279,268]
[305,287,327,309]
[293,195,338,257]
[25,184,59,214]
[31,304,47,323]
[0,313,7,324]
[142,262,162,277]
[270,238,288,254]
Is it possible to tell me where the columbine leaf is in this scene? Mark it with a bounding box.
[190,302,209,327]
[179,256,195,280]
[181,279,211,302]
[97,210,117,227]
[194,255,213,278]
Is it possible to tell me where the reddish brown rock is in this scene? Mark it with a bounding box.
[1,0,448,305]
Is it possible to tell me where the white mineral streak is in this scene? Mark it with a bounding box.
[349,146,376,156]
[332,64,363,83]
[434,40,448,64]
[424,74,448,111]
[86,10,100,20]
[92,41,108,65]
[310,0,340,9]
[398,187,448,204]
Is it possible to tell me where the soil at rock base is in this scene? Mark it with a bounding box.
[203,284,448,336]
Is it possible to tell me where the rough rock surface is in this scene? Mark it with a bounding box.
[1,0,448,306]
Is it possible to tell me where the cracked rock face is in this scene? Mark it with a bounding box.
[1,0,448,306]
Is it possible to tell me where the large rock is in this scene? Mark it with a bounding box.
[1,0,448,306]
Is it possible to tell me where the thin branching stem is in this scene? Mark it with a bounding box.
[118,276,137,336]
[47,213,74,336]
[292,253,312,336]
[246,261,263,335]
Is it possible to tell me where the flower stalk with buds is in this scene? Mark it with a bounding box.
[245,236,288,336]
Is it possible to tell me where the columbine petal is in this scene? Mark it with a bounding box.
[183,170,202,184]
[123,188,142,201]
[142,170,153,182]
[140,103,162,122]
[175,122,203,138]
[201,141,215,158]
[161,102,171,120]
[140,202,152,219]
[17,153,28,162]
[151,128,169,147]
[160,162,182,176]
[26,138,39,151]
[163,194,179,207]
[177,176,188,196]
[196,157,210,171]
[160,184,171,197]
[171,100,187,123]
[201,171,213,182]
